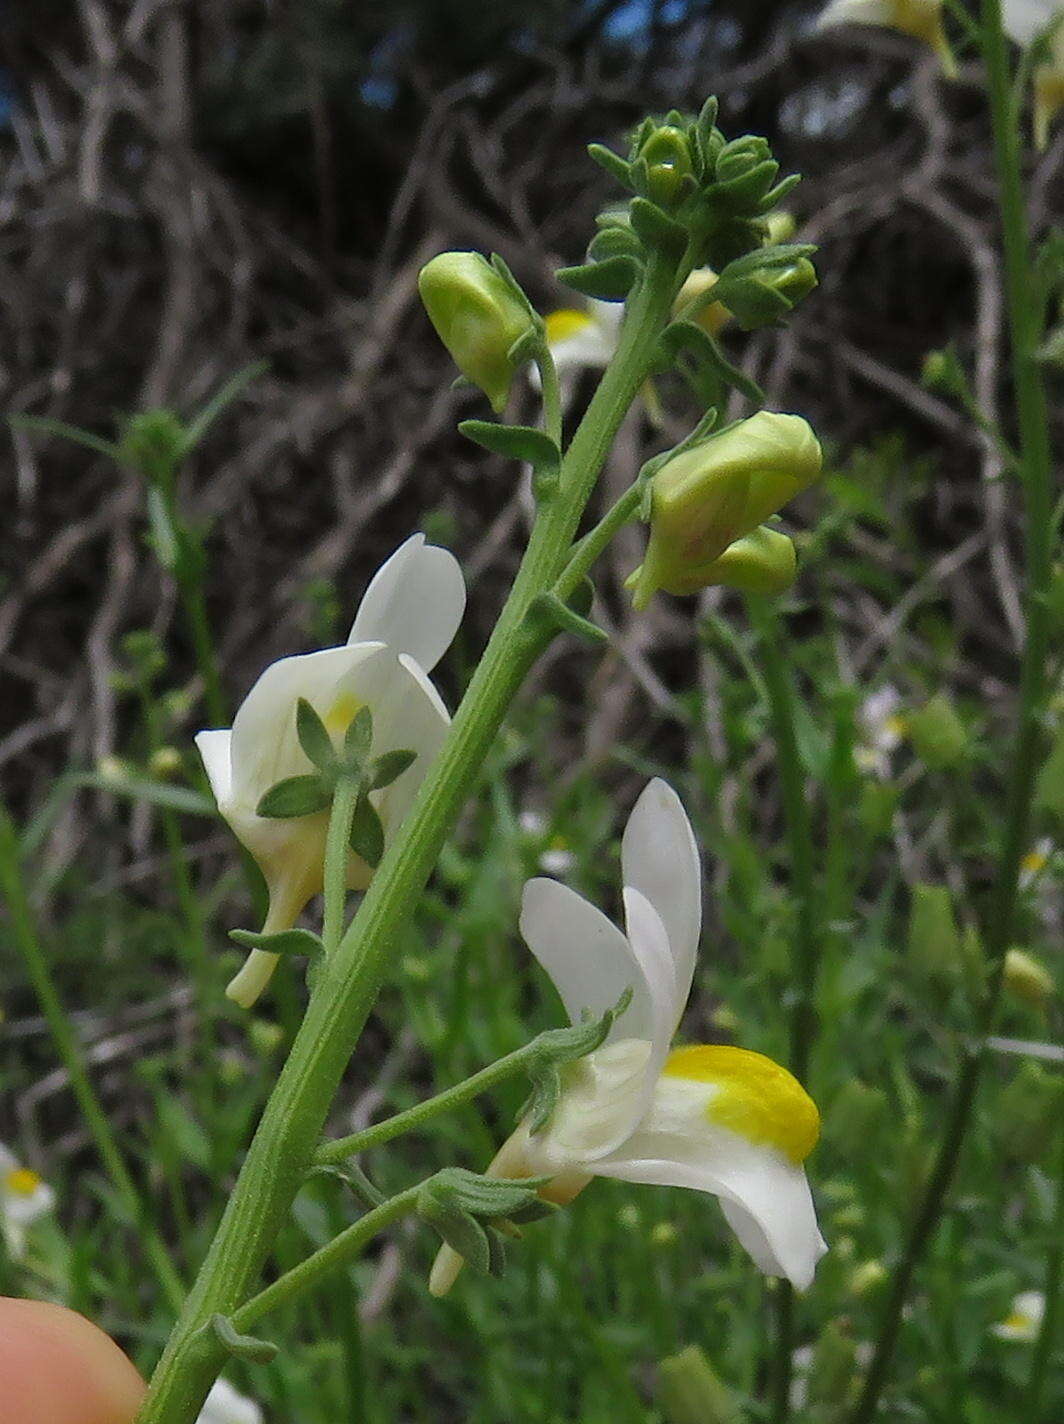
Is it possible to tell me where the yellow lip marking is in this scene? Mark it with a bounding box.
[544,308,595,344]
[1021,847,1048,877]
[5,1167,42,1197]
[323,693,362,739]
[663,1044,820,1164]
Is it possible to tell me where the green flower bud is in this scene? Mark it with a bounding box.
[907,693,968,769]
[638,125,696,209]
[149,746,183,781]
[658,1346,742,1424]
[628,412,821,609]
[907,882,962,986]
[717,258,818,330]
[849,1259,888,1296]
[418,252,535,413]
[1003,948,1055,1009]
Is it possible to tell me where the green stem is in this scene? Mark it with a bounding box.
[554,481,645,602]
[321,777,360,957]
[0,800,186,1314]
[228,1187,419,1335]
[135,247,687,1424]
[849,5,1057,1419]
[315,1035,549,1166]
[747,598,819,1424]
[1026,1118,1064,1417]
[178,570,228,728]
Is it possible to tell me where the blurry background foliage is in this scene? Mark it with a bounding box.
[0,1,1061,1421]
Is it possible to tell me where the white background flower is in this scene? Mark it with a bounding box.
[0,1143,55,1260]
[431,780,826,1295]
[196,534,465,1006]
[197,1378,263,1424]
[991,1289,1045,1341]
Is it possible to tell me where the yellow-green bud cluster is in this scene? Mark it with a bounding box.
[418,252,535,414]
[628,411,821,608]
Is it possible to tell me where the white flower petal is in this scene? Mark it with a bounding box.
[519,877,654,1039]
[593,1075,827,1290]
[1001,0,1060,45]
[546,302,624,374]
[816,0,897,30]
[347,534,465,674]
[228,642,387,807]
[622,887,684,1079]
[194,729,233,807]
[621,779,702,1019]
[0,1144,16,1175]
[197,1378,263,1424]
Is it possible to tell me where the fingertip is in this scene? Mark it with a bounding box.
[0,1296,147,1424]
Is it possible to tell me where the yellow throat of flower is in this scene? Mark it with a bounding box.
[5,1166,42,1197]
[544,308,595,344]
[323,691,363,739]
[663,1044,820,1164]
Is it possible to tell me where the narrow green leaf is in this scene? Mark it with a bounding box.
[296,698,337,774]
[369,748,417,790]
[586,142,633,188]
[349,795,384,867]
[181,360,268,454]
[229,927,324,958]
[458,421,560,476]
[256,775,331,819]
[531,592,609,648]
[8,414,123,462]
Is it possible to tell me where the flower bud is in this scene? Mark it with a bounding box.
[716,258,818,331]
[1003,948,1055,1009]
[628,412,820,609]
[848,1259,888,1296]
[907,883,962,987]
[994,1062,1063,1163]
[149,746,183,780]
[638,125,696,209]
[907,693,968,769]
[763,210,796,245]
[658,1346,742,1424]
[418,252,535,413]
[120,409,186,485]
[675,268,730,337]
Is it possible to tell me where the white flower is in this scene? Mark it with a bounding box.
[991,1289,1045,1342]
[1002,2,1064,147]
[1020,835,1055,888]
[429,780,826,1296]
[197,1378,263,1424]
[196,534,465,1007]
[854,685,906,778]
[816,0,956,75]
[0,1143,55,1260]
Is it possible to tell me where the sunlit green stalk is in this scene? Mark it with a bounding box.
[136,245,691,1424]
[850,4,1057,1418]
[0,800,186,1314]
[747,597,819,1424]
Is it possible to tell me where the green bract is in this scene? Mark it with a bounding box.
[418,252,536,413]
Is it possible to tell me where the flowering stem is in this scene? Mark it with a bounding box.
[321,776,361,957]
[135,246,689,1424]
[850,4,1057,1418]
[747,597,819,1424]
[0,799,186,1314]
[228,1186,421,1335]
[177,567,228,729]
[314,1032,555,1166]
